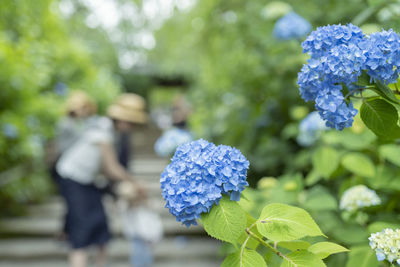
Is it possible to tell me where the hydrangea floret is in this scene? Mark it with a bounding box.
[362,30,400,84]
[297,111,328,146]
[2,123,18,139]
[369,228,400,265]
[339,185,381,212]
[160,139,249,226]
[154,127,193,157]
[298,24,400,130]
[53,82,68,96]
[273,12,311,40]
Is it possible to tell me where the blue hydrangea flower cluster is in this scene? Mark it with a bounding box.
[369,228,400,265]
[339,185,381,212]
[2,123,18,139]
[298,24,400,130]
[302,24,364,58]
[53,82,68,96]
[297,111,328,146]
[154,127,193,157]
[273,12,311,40]
[361,30,400,84]
[160,139,249,226]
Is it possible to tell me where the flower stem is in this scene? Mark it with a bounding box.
[344,88,360,99]
[245,225,294,264]
[246,228,276,252]
[394,84,400,95]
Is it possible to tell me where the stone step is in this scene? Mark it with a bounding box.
[0,213,205,237]
[26,197,171,219]
[132,173,162,182]
[130,158,169,175]
[0,193,204,237]
[0,237,221,262]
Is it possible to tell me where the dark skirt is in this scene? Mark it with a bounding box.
[56,173,111,249]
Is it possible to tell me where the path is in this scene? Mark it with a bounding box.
[0,126,222,266]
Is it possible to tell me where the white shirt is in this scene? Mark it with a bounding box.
[56,117,114,184]
[55,117,86,154]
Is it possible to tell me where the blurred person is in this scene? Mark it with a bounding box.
[117,181,163,267]
[54,93,147,267]
[46,91,98,242]
[56,90,98,154]
[171,95,191,128]
[154,95,192,157]
[45,90,98,169]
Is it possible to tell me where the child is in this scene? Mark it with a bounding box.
[117,181,163,267]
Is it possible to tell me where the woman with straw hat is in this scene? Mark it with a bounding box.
[56,90,98,156]
[46,90,98,168]
[48,90,99,243]
[55,93,147,267]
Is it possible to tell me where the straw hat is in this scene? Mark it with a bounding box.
[107,93,147,124]
[65,90,97,115]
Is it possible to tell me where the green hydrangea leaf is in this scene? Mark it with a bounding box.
[305,169,323,186]
[373,80,400,105]
[341,152,375,178]
[280,250,326,267]
[237,212,262,250]
[221,248,267,267]
[302,186,337,211]
[345,246,379,267]
[322,130,376,150]
[201,196,246,244]
[278,241,311,251]
[307,242,349,259]
[330,225,369,245]
[312,146,340,178]
[360,99,400,139]
[367,165,400,191]
[379,144,400,167]
[256,203,325,242]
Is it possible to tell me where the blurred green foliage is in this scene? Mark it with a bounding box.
[0,0,121,215]
[151,1,400,265]
[239,115,400,266]
[150,0,400,180]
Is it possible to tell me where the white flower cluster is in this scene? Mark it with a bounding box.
[339,185,381,212]
[369,228,400,264]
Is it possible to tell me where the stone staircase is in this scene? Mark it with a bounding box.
[0,127,222,267]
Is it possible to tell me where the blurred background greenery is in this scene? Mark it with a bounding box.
[1,0,400,265]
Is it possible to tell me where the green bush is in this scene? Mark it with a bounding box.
[0,0,121,215]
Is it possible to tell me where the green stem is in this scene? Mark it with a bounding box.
[344,87,363,99]
[394,84,400,95]
[246,228,276,252]
[245,225,295,264]
[351,96,375,100]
